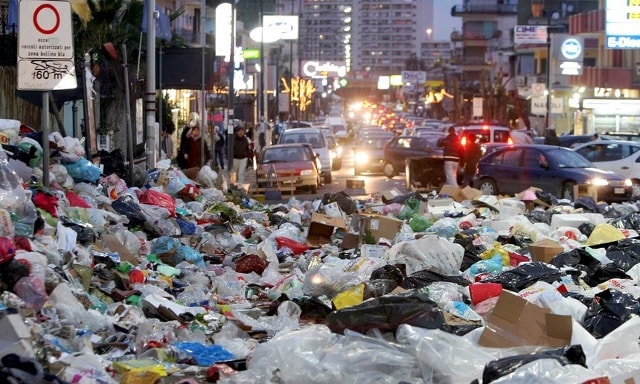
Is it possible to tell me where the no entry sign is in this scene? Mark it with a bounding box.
[17,0,76,90]
[18,0,74,60]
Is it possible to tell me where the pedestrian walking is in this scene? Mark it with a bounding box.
[231,126,251,185]
[437,126,462,186]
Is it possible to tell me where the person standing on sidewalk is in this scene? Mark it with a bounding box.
[437,126,462,186]
[231,126,251,184]
[257,117,268,151]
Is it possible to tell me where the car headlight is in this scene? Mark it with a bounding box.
[625,179,633,187]
[589,177,609,186]
[300,169,313,176]
[355,152,369,164]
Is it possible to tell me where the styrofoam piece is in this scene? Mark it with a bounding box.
[551,213,605,230]
[498,198,525,220]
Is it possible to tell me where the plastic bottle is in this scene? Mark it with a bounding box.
[13,189,37,237]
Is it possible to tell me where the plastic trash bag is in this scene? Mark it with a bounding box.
[582,288,640,339]
[234,254,269,275]
[370,264,405,285]
[397,197,421,220]
[321,191,357,215]
[549,247,602,276]
[483,261,563,292]
[325,289,445,334]
[62,158,101,183]
[139,189,176,217]
[400,269,470,290]
[112,195,146,226]
[385,234,465,276]
[586,223,625,247]
[482,345,586,384]
[604,238,640,272]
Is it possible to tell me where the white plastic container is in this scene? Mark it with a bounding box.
[0,119,20,145]
[498,198,526,220]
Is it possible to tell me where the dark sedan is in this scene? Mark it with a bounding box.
[383,135,442,178]
[473,144,632,202]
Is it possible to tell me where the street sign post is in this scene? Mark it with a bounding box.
[17,0,76,90]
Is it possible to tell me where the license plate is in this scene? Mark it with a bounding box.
[614,187,625,194]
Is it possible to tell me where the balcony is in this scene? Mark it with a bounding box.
[568,67,632,89]
[451,30,502,41]
[450,56,490,66]
[569,9,604,35]
[451,3,517,17]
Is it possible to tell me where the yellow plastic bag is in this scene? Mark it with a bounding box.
[332,283,365,310]
[586,223,625,246]
[479,242,510,266]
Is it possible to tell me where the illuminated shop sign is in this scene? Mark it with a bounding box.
[605,1,640,49]
[302,61,347,78]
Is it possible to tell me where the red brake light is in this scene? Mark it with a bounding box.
[461,136,467,146]
[507,138,514,145]
[482,125,489,130]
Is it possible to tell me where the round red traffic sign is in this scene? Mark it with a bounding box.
[33,3,60,35]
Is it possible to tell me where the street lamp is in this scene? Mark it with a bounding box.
[426,28,432,41]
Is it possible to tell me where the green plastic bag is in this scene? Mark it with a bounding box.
[398,198,420,220]
[410,215,432,232]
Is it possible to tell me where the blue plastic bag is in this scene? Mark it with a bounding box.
[63,158,101,183]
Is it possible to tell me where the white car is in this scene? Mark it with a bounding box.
[573,139,640,194]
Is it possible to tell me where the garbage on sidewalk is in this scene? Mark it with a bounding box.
[3,132,640,383]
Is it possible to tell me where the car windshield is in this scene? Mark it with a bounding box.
[547,148,592,168]
[261,146,311,163]
[281,132,326,148]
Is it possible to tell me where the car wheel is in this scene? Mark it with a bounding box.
[383,163,396,178]
[324,172,332,184]
[332,158,342,171]
[478,178,498,195]
[561,182,576,200]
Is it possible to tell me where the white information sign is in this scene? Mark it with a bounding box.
[531,97,563,115]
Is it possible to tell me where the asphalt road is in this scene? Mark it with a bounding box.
[248,145,410,203]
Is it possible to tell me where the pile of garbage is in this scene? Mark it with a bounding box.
[3,130,640,383]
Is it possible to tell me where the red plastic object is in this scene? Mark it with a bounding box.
[65,190,92,208]
[275,236,309,255]
[139,189,176,217]
[234,254,269,275]
[469,282,503,306]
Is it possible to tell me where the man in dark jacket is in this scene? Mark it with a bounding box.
[438,126,462,186]
[461,135,483,187]
[232,126,251,184]
[544,128,561,146]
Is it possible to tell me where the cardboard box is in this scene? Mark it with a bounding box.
[307,212,347,247]
[381,188,403,202]
[528,239,565,263]
[478,290,572,348]
[363,214,403,242]
[439,185,482,202]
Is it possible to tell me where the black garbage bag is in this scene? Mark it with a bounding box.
[453,233,484,272]
[61,216,95,244]
[112,195,146,227]
[582,289,640,339]
[605,238,640,272]
[266,295,333,324]
[325,290,444,334]
[583,263,631,287]
[383,191,426,205]
[603,204,636,220]
[400,269,471,290]
[482,345,586,384]
[548,248,602,276]
[370,264,404,285]
[525,210,552,225]
[0,259,30,291]
[321,191,357,215]
[535,190,558,206]
[609,213,640,233]
[573,196,598,212]
[578,222,595,237]
[483,261,563,292]
[0,353,68,384]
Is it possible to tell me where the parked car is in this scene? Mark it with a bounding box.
[383,135,442,178]
[317,126,343,170]
[573,139,640,195]
[457,124,512,147]
[278,127,333,183]
[256,144,319,194]
[474,144,632,202]
[533,134,596,148]
[353,134,394,175]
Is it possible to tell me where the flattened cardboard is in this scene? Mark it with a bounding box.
[381,188,403,202]
[439,185,482,202]
[101,234,139,265]
[528,239,564,263]
[478,290,572,348]
[307,212,347,247]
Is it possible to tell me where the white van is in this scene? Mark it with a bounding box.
[325,116,349,141]
[279,127,333,184]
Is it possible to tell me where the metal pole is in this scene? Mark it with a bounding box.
[121,44,135,186]
[72,100,80,139]
[200,0,207,166]
[42,93,49,187]
[259,0,265,122]
[145,0,157,169]
[545,26,551,130]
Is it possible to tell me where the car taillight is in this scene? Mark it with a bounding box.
[460,136,467,146]
[482,125,489,130]
[507,138,513,145]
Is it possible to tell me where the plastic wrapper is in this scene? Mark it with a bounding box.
[112,196,146,226]
[483,261,563,292]
[582,288,640,339]
[325,289,444,335]
[230,300,301,336]
[275,236,309,255]
[172,342,235,366]
[385,234,465,276]
[302,264,362,298]
[397,197,421,220]
[234,254,269,275]
[13,276,47,311]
